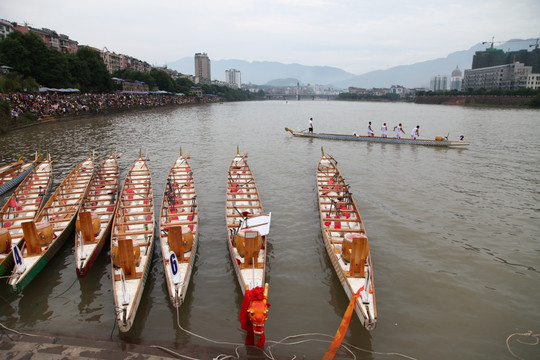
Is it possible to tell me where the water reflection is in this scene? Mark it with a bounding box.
[1,102,539,358]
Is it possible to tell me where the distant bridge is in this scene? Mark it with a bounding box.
[265,94,339,101]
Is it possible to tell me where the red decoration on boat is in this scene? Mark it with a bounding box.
[239,284,270,348]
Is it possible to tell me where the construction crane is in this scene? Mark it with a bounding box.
[530,38,539,51]
[482,37,505,49]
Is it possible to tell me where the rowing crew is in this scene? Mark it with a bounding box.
[366,122,420,139]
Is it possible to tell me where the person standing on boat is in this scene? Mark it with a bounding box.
[367,122,374,137]
[308,118,313,133]
[381,123,388,138]
[411,125,420,140]
[393,123,405,139]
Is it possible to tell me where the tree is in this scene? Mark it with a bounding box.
[39,48,71,88]
[175,77,195,94]
[71,47,113,92]
[150,68,176,92]
[0,31,50,84]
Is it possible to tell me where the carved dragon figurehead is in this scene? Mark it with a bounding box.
[239,283,270,347]
[247,283,269,336]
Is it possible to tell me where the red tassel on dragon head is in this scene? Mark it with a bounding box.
[239,283,270,348]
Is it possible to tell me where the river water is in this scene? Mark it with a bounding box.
[0,101,539,359]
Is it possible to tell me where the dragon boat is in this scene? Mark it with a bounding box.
[316,148,377,330]
[159,150,198,308]
[0,157,24,177]
[8,155,94,294]
[226,148,271,345]
[111,153,154,332]
[0,153,43,195]
[75,153,119,277]
[285,127,470,147]
[0,155,53,277]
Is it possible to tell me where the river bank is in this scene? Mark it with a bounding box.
[0,93,221,134]
[415,94,537,106]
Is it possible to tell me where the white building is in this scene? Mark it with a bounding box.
[0,19,14,40]
[430,75,447,91]
[462,62,532,90]
[526,73,540,89]
[450,66,463,91]
[225,69,241,88]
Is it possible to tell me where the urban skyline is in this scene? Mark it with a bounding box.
[2,1,539,76]
[2,17,539,91]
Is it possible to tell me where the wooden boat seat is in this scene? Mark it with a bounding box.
[327,228,365,234]
[114,230,153,237]
[120,219,154,226]
[0,228,12,253]
[112,238,142,279]
[121,197,152,203]
[344,233,369,277]
[166,225,193,261]
[121,210,153,217]
[237,230,262,268]
[226,197,260,203]
[21,221,42,256]
[76,212,99,244]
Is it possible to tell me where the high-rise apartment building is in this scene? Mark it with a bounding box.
[194,53,211,83]
[225,69,241,88]
[430,75,447,91]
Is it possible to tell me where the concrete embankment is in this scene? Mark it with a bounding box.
[0,327,268,359]
[0,332,178,359]
[415,94,534,106]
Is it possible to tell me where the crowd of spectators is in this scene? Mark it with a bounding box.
[2,92,220,121]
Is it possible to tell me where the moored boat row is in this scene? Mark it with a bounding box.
[110,153,154,332]
[0,155,53,277]
[317,149,377,330]
[0,147,376,337]
[0,153,43,195]
[8,155,94,294]
[226,149,270,294]
[75,153,120,277]
[159,150,198,308]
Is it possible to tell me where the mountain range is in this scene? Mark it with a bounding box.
[166,38,538,89]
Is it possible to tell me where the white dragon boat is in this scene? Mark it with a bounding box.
[159,150,198,308]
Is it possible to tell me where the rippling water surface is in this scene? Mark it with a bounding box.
[1,101,539,359]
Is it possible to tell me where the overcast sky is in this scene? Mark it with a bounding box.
[2,0,539,75]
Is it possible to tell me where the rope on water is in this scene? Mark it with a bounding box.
[174,304,244,348]
[506,330,540,360]
[149,344,198,360]
[149,307,418,360]
[0,322,40,337]
[151,305,272,360]
[53,277,78,299]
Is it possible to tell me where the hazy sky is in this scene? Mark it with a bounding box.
[2,0,539,75]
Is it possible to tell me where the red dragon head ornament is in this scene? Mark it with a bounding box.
[239,283,270,347]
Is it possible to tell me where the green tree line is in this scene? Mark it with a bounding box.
[0,31,113,92]
[0,30,254,101]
